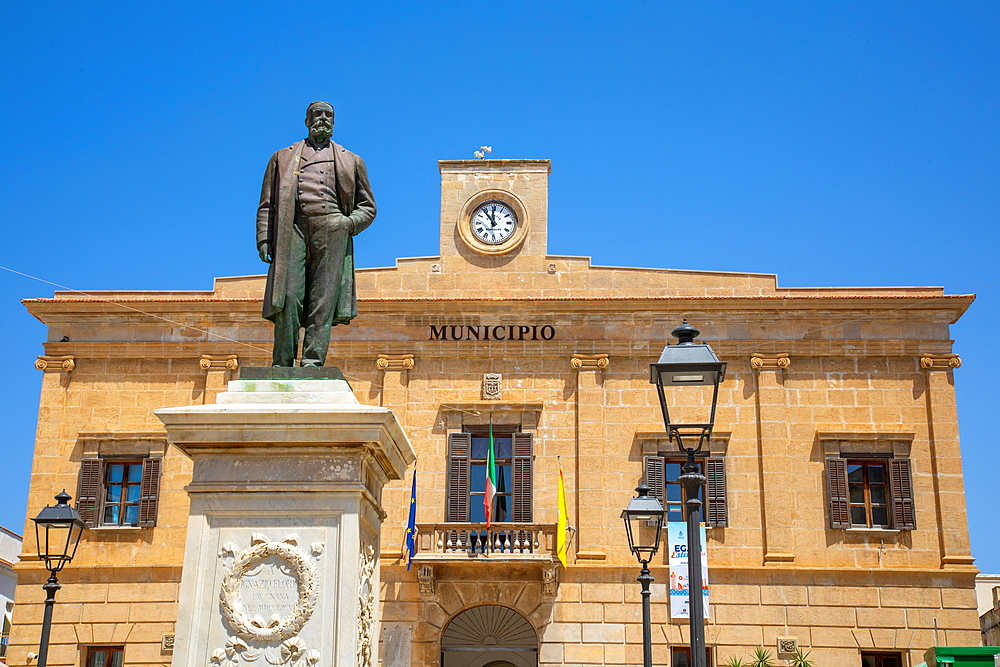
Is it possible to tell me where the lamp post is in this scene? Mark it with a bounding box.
[649,320,726,667]
[621,483,666,667]
[32,490,86,667]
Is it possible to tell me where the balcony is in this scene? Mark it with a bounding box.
[412,522,559,563]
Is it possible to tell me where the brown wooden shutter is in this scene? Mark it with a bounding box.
[826,457,850,529]
[76,459,103,527]
[446,433,471,522]
[705,457,728,528]
[138,458,162,527]
[512,433,533,522]
[643,455,665,507]
[890,458,916,530]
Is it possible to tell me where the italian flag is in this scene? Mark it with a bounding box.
[484,422,497,529]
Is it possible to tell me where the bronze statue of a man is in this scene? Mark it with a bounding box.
[257,101,376,366]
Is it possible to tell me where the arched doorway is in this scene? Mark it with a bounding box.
[441,605,537,667]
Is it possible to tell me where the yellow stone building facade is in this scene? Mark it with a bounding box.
[8,159,982,667]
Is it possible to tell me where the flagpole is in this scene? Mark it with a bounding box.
[485,417,496,532]
[406,456,418,571]
[557,455,570,567]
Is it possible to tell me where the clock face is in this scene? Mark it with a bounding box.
[471,202,517,245]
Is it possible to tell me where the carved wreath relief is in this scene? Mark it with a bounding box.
[212,534,324,667]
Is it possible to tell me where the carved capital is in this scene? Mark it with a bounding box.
[750,353,790,371]
[920,354,961,370]
[375,354,415,370]
[570,353,610,370]
[35,355,75,372]
[417,564,435,596]
[199,355,238,371]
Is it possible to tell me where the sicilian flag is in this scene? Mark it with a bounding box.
[556,459,569,567]
[406,466,417,571]
[484,421,497,529]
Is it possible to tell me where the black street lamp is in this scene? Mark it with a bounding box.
[649,320,726,667]
[621,483,666,667]
[32,491,86,667]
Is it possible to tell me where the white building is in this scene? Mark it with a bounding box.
[0,527,22,666]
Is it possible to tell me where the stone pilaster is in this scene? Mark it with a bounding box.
[199,355,238,404]
[571,353,609,561]
[751,353,795,565]
[920,354,976,569]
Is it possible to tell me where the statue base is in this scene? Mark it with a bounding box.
[239,366,347,382]
[156,378,414,667]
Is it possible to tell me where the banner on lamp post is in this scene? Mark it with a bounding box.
[667,522,709,619]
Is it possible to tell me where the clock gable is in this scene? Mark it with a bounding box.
[439,159,550,264]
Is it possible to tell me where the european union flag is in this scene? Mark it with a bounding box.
[406,467,417,571]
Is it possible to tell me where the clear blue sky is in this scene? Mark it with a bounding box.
[1,3,997,569]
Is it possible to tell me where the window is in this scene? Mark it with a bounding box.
[664,460,703,523]
[446,429,533,524]
[469,434,512,524]
[87,647,124,667]
[848,461,889,528]
[1,601,12,663]
[860,651,902,667]
[645,455,727,527]
[826,457,914,530]
[77,458,162,528]
[102,462,143,526]
[669,646,712,667]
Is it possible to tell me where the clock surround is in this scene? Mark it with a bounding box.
[456,189,530,256]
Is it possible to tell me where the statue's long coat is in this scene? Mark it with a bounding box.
[256,139,376,322]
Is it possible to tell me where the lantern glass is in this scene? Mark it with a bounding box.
[649,321,727,449]
[621,484,665,564]
[33,491,86,573]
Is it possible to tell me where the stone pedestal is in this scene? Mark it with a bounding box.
[155,377,414,667]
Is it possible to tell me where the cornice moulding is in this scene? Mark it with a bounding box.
[40,339,959,361]
[815,430,916,442]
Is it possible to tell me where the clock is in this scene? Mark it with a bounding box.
[471,201,517,245]
[455,190,529,256]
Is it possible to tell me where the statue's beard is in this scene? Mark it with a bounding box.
[309,122,333,142]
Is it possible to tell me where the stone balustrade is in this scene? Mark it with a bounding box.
[413,523,558,562]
